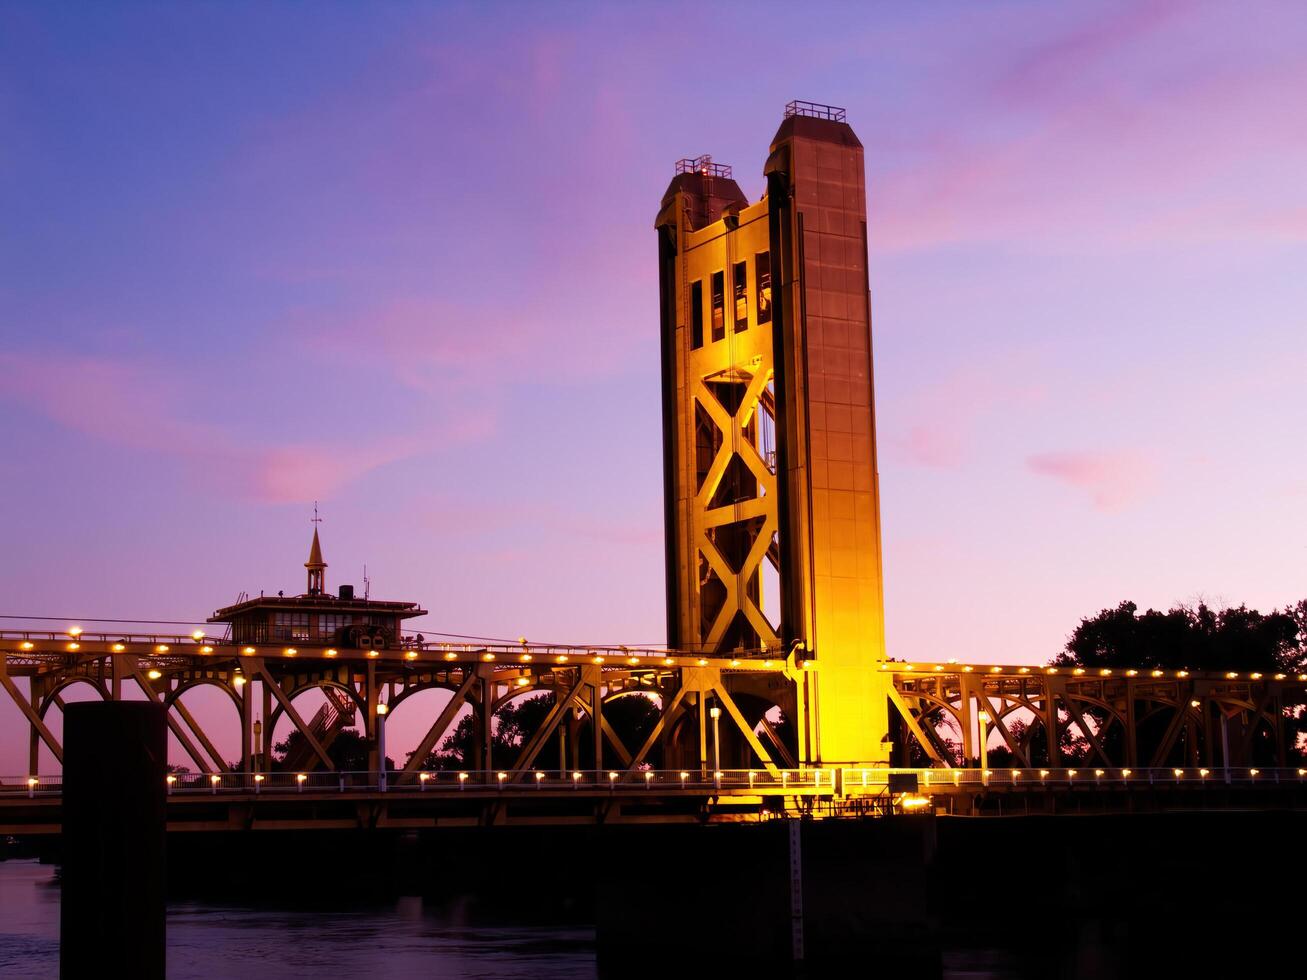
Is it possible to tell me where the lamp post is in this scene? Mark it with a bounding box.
[376,703,389,792]
[252,718,263,777]
[709,704,722,772]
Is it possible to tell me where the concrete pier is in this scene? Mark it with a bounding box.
[61,701,167,980]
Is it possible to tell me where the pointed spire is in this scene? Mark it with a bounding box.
[307,528,325,569]
[305,507,327,595]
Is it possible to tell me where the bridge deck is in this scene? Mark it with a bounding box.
[4,766,1304,833]
[4,629,1304,786]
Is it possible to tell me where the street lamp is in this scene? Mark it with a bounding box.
[252,718,263,775]
[709,704,722,772]
[376,703,389,792]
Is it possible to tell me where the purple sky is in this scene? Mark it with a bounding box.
[2,2,1305,771]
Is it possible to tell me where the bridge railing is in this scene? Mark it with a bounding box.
[5,767,1305,800]
[0,768,840,797]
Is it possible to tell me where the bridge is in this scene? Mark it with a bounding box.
[4,103,1302,839]
[9,99,1306,979]
[1,626,1302,833]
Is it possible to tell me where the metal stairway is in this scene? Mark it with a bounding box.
[280,687,356,771]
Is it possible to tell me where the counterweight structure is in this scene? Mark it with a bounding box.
[656,103,892,765]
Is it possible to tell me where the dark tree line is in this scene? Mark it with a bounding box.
[1053,599,1307,674]
[918,599,1307,769]
[1043,598,1307,766]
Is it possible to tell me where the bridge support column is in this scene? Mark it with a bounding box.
[61,700,167,980]
[239,672,254,773]
[261,676,273,772]
[596,817,938,976]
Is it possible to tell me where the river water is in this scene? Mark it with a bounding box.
[0,858,1029,978]
[0,860,597,979]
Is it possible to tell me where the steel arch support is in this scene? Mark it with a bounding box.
[887,687,946,767]
[625,686,690,772]
[0,665,63,765]
[981,694,1030,768]
[170,695,232,773]
[130,669,215,774]
[711,682,778,773]
[398,670,478,781]
[506,668,592,778]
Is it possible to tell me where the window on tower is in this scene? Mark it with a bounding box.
[710,271,725,342]
[733,261,748,331]
[691,280,704,349]
[755,252,772,324]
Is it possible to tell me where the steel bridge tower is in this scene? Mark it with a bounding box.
[656,102,892,766]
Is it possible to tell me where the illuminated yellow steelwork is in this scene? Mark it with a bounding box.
[657,105,892,767]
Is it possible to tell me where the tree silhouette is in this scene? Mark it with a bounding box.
[1053,600,1305,674]
[1050,599,1306,764]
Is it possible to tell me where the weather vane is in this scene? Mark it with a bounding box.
[312,501,322,526]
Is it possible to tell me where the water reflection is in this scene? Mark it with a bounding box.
[0,860,596,980]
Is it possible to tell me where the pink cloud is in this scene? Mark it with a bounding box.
[0,351,476,503]
[1026,450,1158,510]
[891,424,966,469]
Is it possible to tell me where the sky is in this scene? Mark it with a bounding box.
[1,1,1305,770]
